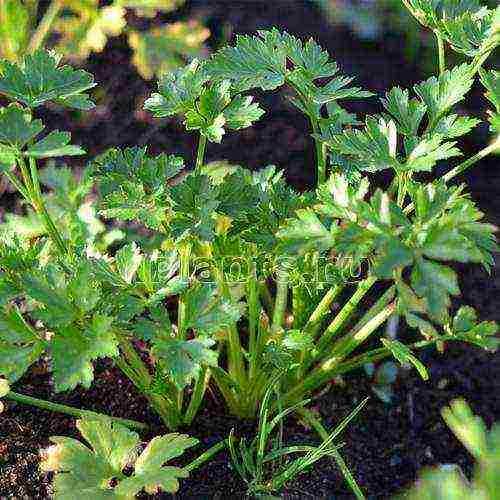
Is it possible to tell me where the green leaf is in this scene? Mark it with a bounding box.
[52,3,126,62]
[441,7,498,57]
[224,95,265,130]
[206,31,286,92]
[26,131,85,158]
[433,114,481,139]
[144,59,208,117]
[0,103,43,147]
[381,87,426,137]
[115,433,196,496]
[373,238,414,279]
[0,377,9,397]
[480,69,500,134]
[324,117,401,172]
[273,30,338,80]
[41,417,140,497]
[451,306,499,350]
[452,305,477,333]
[22,273,77,328]
[117,0,184,17]
[405,312,439,340]
[115,243,143,284]
[411,258,460,323]
[183,283,244,335]
[405,135,461,172]
[422,223,483,263]
[0,306,45,382]
[169,173,219,241]
[0,144,16,172]
[414,64,474,122]
[51,315,118,391]
[0,1,29,62]
[381,339,429,380]
[92,147,184,230]
[282,329,314,351]
[153,337,218,390]
[0,50,96,109]
[184,80,229,142]
[442,399,489,462]
[277,209,335,255]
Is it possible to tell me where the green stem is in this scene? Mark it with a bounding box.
[184,366,210,425]
[325,302,396,361]
[271,278,288,333]
[213,266,246,390]
[315,277,376,356]
[470,40,499,76]
[443,137,500,183]
[20,156,68,255]
[183,440,227,473]
[297,408,366,500]
[6,391,147,430]
[177,242,192,340]
[117,337,181,430]
[283,303,394,405]
[403,138,500,215]
[4,171,30,199]
[304,285,344,338]
[435,31,446,75]
[28,0,63,53]
[311,118,327,186]
[248,275,261,381]
[334,334,460,375]
[195,134,207,171]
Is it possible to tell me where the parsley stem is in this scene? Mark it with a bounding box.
[247,274,261,380]
[183,439,227,472]
[315,276,377,357]
[303,284,344,339]
[435,31,446,75]
[5,391,148,430]
[177,241,192,339]
[282,302,394,405]
[403,137,500,215]
[16,156,68,255]
[271,278,288,333]
[195,134,207,170]
[28,0,63,54]
[183,365,211,425]
[443,136,500,183]
[311,118,327,185]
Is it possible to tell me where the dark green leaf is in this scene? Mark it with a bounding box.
[26,131,85,158]
[0,50,95,109]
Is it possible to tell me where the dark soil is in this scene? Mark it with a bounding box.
[1,0,499,498]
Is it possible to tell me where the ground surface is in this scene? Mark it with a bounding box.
[1,0,499,498]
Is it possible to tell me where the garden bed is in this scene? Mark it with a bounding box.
[1,0,499,498]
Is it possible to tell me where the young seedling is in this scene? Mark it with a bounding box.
[228,378,368,498]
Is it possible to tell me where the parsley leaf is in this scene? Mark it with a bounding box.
[92,146,184,230]
[0,50,96,109]
[414,63,474,123]
[41,417,196,497]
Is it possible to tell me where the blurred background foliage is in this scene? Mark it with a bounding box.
[0,0,209,79]
[313,0,499,72]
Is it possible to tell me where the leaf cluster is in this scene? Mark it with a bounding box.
[41,417,197,498]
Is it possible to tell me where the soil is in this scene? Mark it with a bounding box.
[1,0,499,498]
